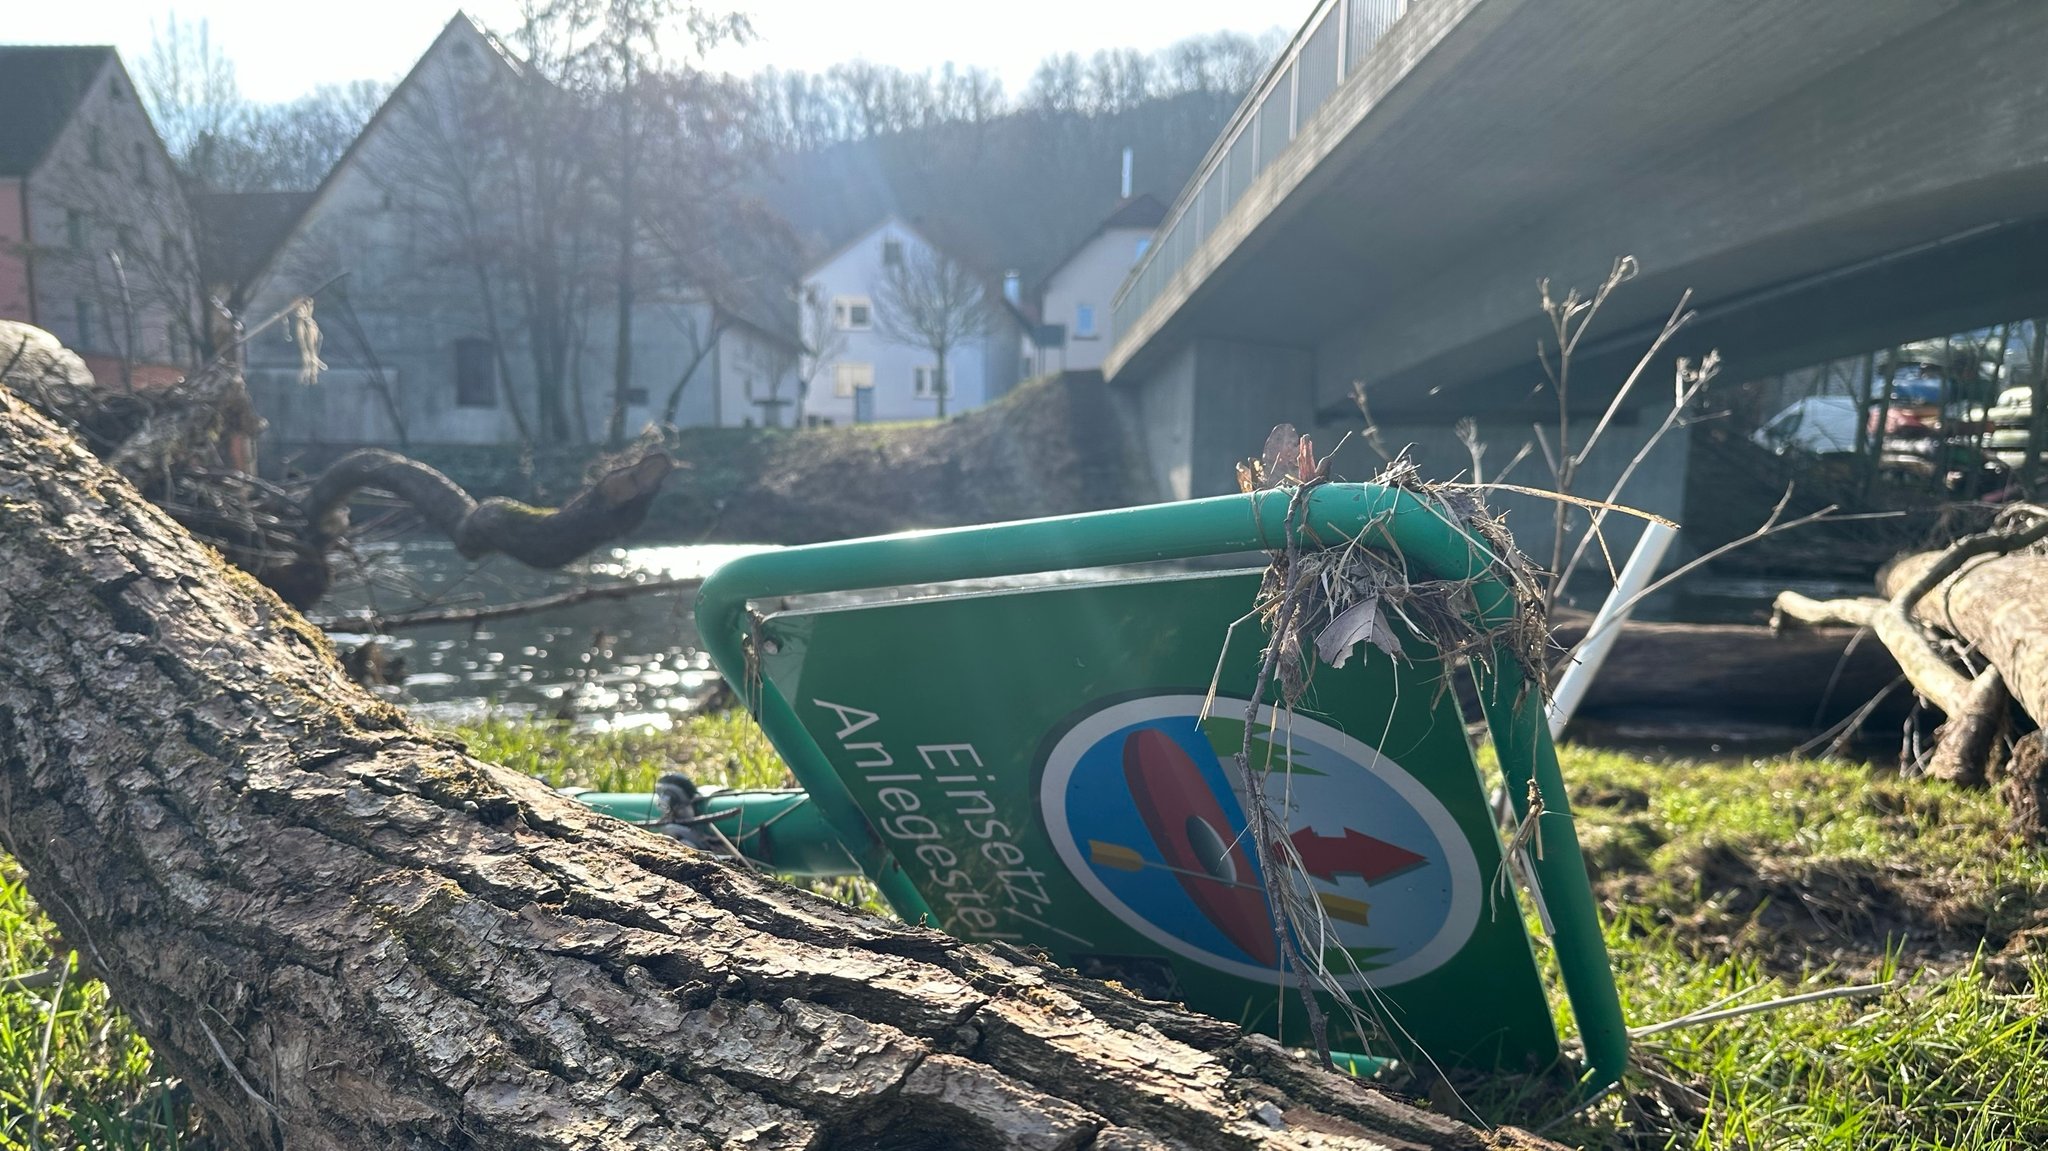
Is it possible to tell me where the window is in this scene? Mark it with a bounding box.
[881,239,903,267]
[166,321,184,364]
[913,365,950,398]
[833,296,872,331]
[88,126,105,169]
[134,142,150,186]
[117,224,136,253]
[1074,303,1097,339]
[66,210,85,251]
[161,236,180,271]
[624,386,649,406]
[454,337,498,408]
[74,299,94,352]
[833,362,873,397]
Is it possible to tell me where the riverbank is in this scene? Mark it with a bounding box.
[273,372,1155,546]
[0,719,2042,1148]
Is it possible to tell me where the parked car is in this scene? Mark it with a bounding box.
[1753,395,1861,455]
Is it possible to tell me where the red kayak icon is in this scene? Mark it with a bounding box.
[1121,728,1280,968]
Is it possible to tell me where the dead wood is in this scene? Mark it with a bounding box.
[0,381,1548,1149]
[315,576,705,634]
[2004,732,2048,842]
[1880,543,2048,730]
[1926,669,2009,787]
[2,321,679,613]
[1774,511,2048,783]
[1769,592,1880,631]
[1770,590,1977,721]
[300,447,676,568]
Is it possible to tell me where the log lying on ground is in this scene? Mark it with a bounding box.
[3,320,679,611]
[0,391,1548,1147]
[1879,548,2048,730]
[301,447,676,569]
[1550,614,1904,730]
[1773,517,2048,785]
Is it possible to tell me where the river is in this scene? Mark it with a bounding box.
[323,540,769,731]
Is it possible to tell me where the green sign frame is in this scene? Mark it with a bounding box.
[693,483,1627,1096]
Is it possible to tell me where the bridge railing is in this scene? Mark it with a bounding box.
[1109,0,1413,367]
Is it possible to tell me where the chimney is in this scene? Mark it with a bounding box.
[1003,270,1022,305]
[1120,147,1134,199]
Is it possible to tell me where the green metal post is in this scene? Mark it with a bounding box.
[571,788,860,878]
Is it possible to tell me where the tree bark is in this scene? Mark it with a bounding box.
[301,447,676,569]
[1880,548,2048,729]
[1769,591,1976,718]
[0,388,1541,1148]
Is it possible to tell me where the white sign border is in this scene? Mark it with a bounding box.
[1039,695,1483,988]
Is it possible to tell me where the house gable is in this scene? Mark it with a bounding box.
[2,46,200,382]
[241,13,513,308]
[0,46,114,179]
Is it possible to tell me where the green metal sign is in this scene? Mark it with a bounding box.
[693,484,1628,1096]
[755,571,1556,1068]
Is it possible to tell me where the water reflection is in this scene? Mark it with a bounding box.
[324,540,771,731]
[322,539,1195,731]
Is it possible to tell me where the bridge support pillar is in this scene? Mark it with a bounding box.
[1126,338,1317,501]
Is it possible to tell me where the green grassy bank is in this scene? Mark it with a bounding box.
[0,719,2043,1148]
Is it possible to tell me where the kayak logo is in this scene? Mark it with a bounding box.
[1039,696,1481,987]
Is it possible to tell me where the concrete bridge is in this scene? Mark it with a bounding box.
[1106,0,2048,560]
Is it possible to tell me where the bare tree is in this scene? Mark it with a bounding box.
[873,245,988,419]
[653,298,728,425]
[794,282,845,425]
[140,16,383,193]
[361,48,546,444]
[534,0,752,447]
[637,65,780,429]
[136,14,245,180]
[23,91,206,379]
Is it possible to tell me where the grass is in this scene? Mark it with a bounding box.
[0,865,183,1150]
[1,721,2045,1147]
[1526,748,2048,1149]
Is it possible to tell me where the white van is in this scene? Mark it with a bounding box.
[1752,395,1861,456]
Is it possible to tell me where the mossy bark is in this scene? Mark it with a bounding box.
[301,447,675,569]
[0,387,1549,1148]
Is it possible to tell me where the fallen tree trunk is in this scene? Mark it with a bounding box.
[1550,614,1904,730]
[1880,548,2048,730]
[301,448,676,569]
[0,390,1544,1147]
[2,320,677,611]
[1770,591,1978,719]
[1774,514,2048,785]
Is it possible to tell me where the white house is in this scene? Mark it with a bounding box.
[800,217,1025,424]
[236,15,800,449]
[1025,194,1165,376]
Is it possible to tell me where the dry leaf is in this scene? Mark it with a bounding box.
[1315,596,1404,668]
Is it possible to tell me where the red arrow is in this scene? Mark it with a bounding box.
[1287,826,1427,884]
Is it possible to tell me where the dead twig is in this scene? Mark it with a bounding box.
[314,576,704,633]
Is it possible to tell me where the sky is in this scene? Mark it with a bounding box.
[5,0,1291,105]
